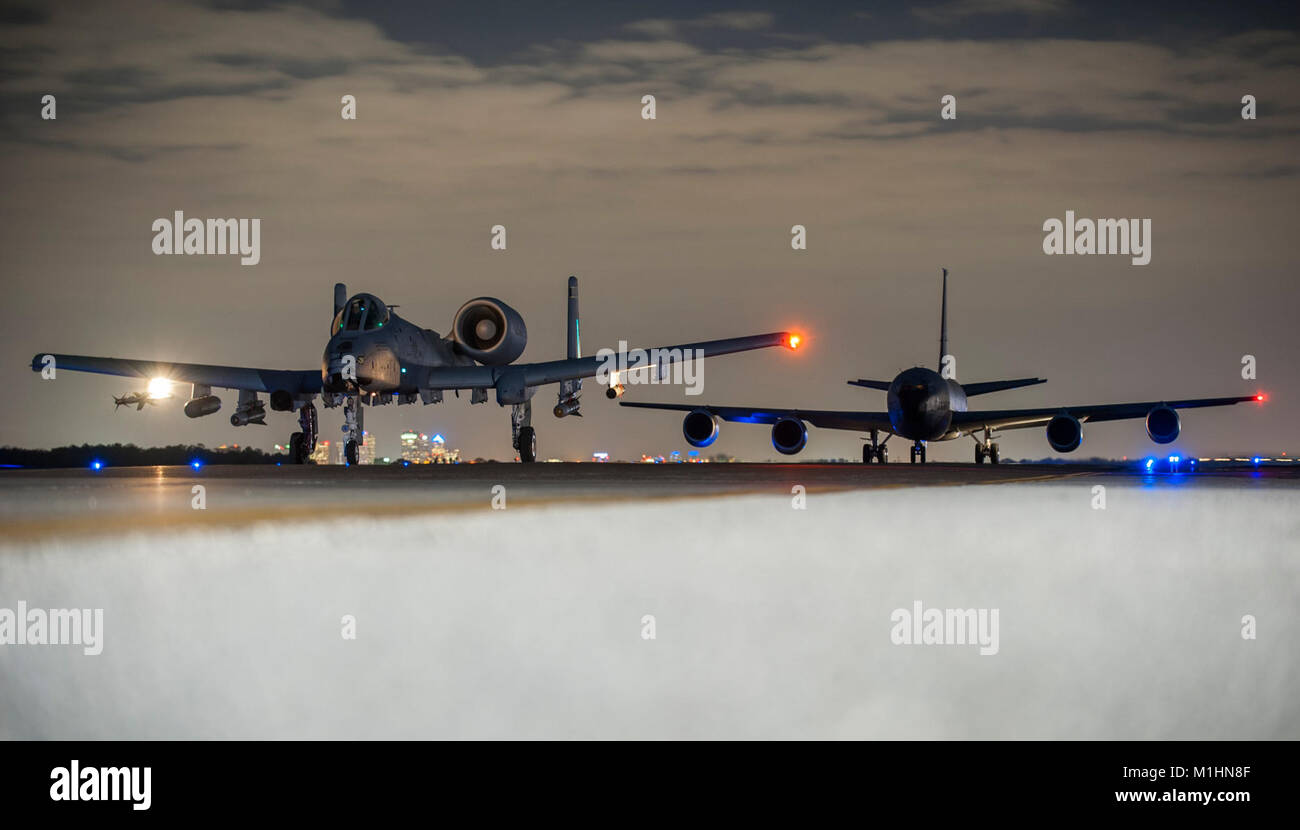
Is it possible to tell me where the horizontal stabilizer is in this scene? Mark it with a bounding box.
[847,379,892,391]
[961,377,1047,397]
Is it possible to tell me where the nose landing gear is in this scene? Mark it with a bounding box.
[342,395,363,465]
[909,440,927,464]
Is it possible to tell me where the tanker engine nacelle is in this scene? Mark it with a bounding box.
[451,297,527,365]
[682,408,720,448]
[1145,405,1181,444]
[184,395,222,418]
[1046,413,1083,453]
[771,416,808,455]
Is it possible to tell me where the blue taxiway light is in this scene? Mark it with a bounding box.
[190,460,203,470]
[90,460,103,470]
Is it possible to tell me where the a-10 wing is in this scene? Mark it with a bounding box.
[619,401,893,431]
[951,395,1261,433]
[420,332,795,391]
[31,354,321,394]
[33,331,792,397]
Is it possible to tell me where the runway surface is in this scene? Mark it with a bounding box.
[2,462,1296,541]
[2,462,1297,739]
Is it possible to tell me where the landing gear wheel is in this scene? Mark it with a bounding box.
[920,445,927,464]
[518,427,537,463]
[289,432,307,464]
[989,444,1000,465]
[863,444,874,464]
[975,444,986,464]
[345,439,358,466]
[910,446,918,464]
[877,446,888,464]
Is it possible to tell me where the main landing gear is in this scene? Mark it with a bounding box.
[288,402,318,464]
[973,428,1000,465]
[862,429,890,464]
[909,440,927,464]
[511,400,537,463]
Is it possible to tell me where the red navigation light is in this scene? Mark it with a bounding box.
[787,333,802,350]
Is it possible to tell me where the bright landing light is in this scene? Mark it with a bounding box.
[787,334,802,350]
[147,377,173,399]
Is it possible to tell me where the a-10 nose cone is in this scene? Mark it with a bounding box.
[321,344,402,394]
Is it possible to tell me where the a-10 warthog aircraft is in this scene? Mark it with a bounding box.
[32,277,797,463]
[623,269,1264,463]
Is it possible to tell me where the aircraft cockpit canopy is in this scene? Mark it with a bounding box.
[332,294,390,335]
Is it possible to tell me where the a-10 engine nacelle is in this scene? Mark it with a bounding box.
[1046,413,1083,453]
[184,395,221,418]
[451,297,527,365]
[1145,405,1180,444]
[771,416,808,455]
[682,408,720,448]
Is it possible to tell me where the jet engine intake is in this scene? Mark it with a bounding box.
[1146,405,1180,444]
[771,416,808,455]
[682,408,720,448]
[1046,413,1083,453]
[452,298,527,365]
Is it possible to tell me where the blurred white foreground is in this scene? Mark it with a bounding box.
[2,482,1297,739]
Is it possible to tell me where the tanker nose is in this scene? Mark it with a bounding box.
[898,382,929,405]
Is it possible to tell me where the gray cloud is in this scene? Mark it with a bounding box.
[912,0,1072,25]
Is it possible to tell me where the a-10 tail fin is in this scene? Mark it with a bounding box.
[567,275,580,360]
[555,276,582,415]
[334,282,347,317]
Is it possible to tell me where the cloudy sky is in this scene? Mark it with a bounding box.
[2,0,1296,461]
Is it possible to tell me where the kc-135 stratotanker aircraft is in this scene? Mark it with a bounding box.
[623,269,1264,463]
[31,278,798,463]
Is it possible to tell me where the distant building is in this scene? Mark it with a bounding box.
[592,452,610,463]
[358,431,375,465]
[399,430,461,464]
[309,439,331,465]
